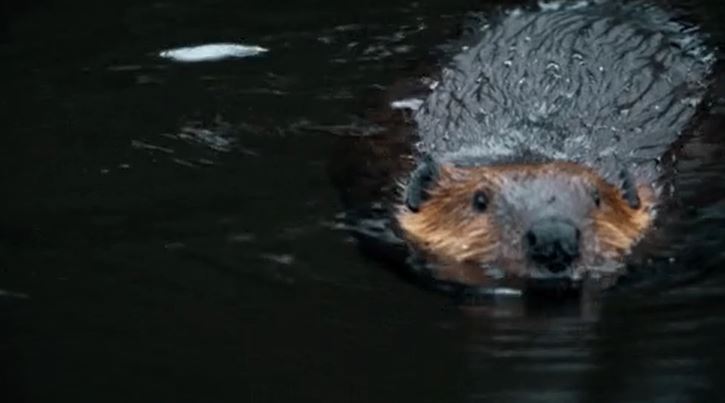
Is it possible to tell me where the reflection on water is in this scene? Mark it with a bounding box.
[2,0,725,402]
[159,43,268,62]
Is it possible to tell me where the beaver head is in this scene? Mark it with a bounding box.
[396,159,654,282]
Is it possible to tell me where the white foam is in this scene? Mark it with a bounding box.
[390,98,424,111]
[159,43,268,62]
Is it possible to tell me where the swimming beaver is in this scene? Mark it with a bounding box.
[394,1,713,287]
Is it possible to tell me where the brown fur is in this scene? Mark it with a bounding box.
[396,161,654,280]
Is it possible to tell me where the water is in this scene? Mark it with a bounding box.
[2,0,725,402]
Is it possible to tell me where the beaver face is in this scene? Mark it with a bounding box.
[397,161,654,281]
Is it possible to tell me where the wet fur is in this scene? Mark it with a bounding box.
[397,162,654,279]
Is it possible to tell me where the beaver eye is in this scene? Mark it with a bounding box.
[591,188,601,208]
[472,191,489,212]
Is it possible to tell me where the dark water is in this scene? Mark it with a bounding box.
[2,0,725,402]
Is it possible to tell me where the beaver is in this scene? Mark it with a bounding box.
[393,0,713,289]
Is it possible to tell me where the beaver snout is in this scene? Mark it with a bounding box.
[524,219,581,273]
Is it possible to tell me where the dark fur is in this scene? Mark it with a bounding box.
[412,0,712,185]
[404,155,438,212]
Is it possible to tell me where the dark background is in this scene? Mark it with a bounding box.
[2,0,725,402]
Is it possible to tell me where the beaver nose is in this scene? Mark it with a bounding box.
[524,219,581,273]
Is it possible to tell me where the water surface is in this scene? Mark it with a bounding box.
[2,0,725,402]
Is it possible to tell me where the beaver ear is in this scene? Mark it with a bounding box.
[404,156,439,213]
[618,169,641,209]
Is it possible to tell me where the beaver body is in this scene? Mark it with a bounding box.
[395,1,713,286]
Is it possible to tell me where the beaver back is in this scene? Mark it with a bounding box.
[415,1,713,177]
